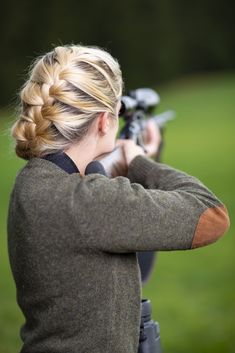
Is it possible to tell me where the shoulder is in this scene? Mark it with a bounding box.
[11,157,128,203]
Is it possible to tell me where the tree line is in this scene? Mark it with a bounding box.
[1,0,234,107]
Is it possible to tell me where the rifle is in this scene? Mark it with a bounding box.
[94,88,175,353]
[94,88,175,178]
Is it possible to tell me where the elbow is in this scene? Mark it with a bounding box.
[191,205,230,249]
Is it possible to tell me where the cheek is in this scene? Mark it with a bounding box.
[109,118,119,142]
[115,119,119,134]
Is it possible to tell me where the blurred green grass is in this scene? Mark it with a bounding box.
[1,72,234,353]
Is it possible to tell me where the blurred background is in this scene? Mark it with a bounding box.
[0,0,234,352]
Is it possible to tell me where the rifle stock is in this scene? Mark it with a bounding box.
[95,145,128,178]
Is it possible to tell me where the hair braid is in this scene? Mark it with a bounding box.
[11,44,123,160]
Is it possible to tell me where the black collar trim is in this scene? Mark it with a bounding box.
[41,152,80,174]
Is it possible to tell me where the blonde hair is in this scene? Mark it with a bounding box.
[11,44,123,160]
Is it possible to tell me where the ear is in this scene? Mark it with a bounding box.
[97,112,110,135]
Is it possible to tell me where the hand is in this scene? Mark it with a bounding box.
[115,139,145,166]
[142,119,161,158]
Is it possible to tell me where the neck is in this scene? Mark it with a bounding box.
[63,116,116,174]
[63,144,95,176]
[63,131,108,175]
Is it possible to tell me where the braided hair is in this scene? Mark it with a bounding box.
[11,45,123,160]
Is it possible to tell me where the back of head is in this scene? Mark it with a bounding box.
[11,45,123,160]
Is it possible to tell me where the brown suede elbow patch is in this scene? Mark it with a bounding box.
[191,205,230,249]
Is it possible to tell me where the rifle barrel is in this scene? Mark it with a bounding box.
[152,110,175,128]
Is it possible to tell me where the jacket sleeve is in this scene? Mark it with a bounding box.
[73,155,230,253]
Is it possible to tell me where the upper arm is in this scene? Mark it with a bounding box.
[73,174,230,253]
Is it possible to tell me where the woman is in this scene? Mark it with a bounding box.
[7,45,230,353]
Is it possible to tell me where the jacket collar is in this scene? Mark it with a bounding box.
[41,152,80,174]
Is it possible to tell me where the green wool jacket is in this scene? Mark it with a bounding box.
[7,154,230,353]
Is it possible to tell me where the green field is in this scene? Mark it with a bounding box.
[1,72,234,353]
